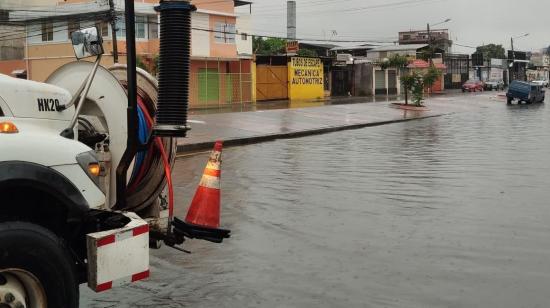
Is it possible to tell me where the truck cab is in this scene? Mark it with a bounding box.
[0,4,228,306]
[0,29,152,308]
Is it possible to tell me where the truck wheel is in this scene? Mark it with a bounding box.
[507,97,512,104]
[0,222,79,308]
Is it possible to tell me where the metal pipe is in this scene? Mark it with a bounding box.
[109,0,119,63]
[60,54,102,138]
[58,60,96,111]
[67,54,102,129]
[115,0,139,209]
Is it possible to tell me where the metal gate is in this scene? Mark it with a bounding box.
[444,54,470,89]
[331,65,353,96]
[388,70,397,95]
[375,70,386,95]
[256,65,288,100]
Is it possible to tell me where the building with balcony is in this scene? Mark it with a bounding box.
[3,0,253,108]
[398,29,452,53]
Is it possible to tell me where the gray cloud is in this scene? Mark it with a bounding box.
[246,0,550,53]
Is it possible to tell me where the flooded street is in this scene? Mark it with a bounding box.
[82,94,550,307]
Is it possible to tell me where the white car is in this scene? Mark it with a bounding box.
[532,79,549,87]
[484,79,505,91]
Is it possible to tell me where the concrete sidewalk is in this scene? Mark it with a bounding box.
[178,94,474,153]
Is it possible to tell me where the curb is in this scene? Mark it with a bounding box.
[177,113,448,154]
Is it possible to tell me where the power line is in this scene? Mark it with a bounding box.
[454,43,477,49]
[0,6,398,44]
[252,0,445,16]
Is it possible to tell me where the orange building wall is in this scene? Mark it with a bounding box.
[0,60,26,76]
[208,15,238,58]
[193,0,234,13]
[25,39,158,81]
[28,55,127,82]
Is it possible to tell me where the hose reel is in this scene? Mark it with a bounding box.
[109,65,177,214]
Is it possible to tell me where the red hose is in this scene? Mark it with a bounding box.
[135,97,175,219]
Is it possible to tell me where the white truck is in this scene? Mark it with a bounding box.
[0,2,228,307]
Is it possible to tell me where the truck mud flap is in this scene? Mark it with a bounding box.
[172,217,230,244]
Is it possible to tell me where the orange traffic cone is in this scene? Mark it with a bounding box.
[185,141,223,228]
[172,141,230,243]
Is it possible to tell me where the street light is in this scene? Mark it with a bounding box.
[430,18,452,28]
[512,33,529,40]
[427,18,451,63]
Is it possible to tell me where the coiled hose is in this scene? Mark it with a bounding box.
[125,96,174,217]
[109,66,177,215]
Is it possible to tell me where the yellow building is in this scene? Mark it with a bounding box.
[288,57,324,101]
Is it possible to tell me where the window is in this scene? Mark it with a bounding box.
[68,20,79,40]
[241,33,248,41]
[214,23,236,44]
[114,16,148,39]
[115,19,125,38]
[0,11,8,22]
[41,21,53,42]
[96,21,109,37]
[148,16,158,39]
[225,24,236,43]
[135,16,146,39]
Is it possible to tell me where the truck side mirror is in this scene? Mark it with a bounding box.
[71,26,104,60]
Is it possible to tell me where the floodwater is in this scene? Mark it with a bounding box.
[82,94,550,307]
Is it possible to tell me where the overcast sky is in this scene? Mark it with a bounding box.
[244,0,550,54]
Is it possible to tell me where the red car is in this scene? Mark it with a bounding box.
[462,80,484,92]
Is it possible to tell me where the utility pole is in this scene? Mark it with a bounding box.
[510,37,515,81]
[510,33,529,82]
[287,1,296,40]
[427,23,432,64]
[109,0,119,63]
[425,19,450,64]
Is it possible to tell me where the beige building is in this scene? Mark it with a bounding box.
[6,1,159,81]
[4,0,255,107]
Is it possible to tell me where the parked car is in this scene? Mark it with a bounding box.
[462,80,484,92]
[506,80,545,104]
[532,79,549,87]
[484,79,505,91]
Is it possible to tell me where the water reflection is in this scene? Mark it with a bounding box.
[82,96,550,308]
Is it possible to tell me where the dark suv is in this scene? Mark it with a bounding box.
[506,80,545,104]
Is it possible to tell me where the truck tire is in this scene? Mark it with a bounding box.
[507,97,512,104]
[0,222,79,308]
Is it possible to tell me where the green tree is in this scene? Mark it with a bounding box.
[253,37,287,55]
[297,48,318,57]
[388,54,409,69]
[475,44,506,60]
[410,72,425,106]
[400,74,415,105]
[136,56,149,72]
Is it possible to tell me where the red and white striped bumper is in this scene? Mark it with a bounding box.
[86,212,150,292]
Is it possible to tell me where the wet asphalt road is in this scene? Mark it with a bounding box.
[82,92,550,307]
